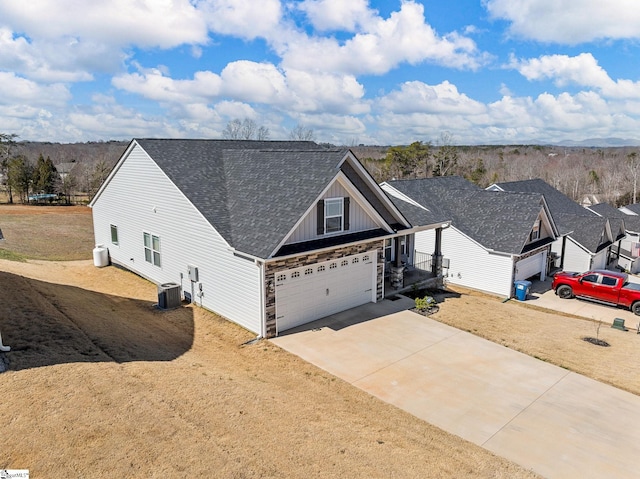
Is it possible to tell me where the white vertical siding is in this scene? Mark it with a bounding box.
[562,240,592,272]
[286,180,381,244]
[415,228,514,297]
[92,144,263,335]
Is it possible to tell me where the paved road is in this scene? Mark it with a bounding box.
[272,299,640,479]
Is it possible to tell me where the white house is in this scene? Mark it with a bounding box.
[90,139,448,338]
[488,179,616,273]
[382,177,558,298]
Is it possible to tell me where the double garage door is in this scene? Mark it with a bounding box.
[275,252,376,333]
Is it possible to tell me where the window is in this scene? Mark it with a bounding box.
[582,274,598,283]
[529,220,541,242]
[291,271,300,278]
[110,225,119,245]
[601,276,617,286]
[318,265,325,272]
[352,257,359,264]
[384,238,392,262]
[305,268,313,275]
[341,260,349,267]
[329,263,337,269]
[325,198,343,233]
[143,232,161,267]
[276,274,286,282]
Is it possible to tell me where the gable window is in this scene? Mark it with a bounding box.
[110,225,119,245]
[529,220,541,242]
[143,232,161,267]
[317,197,350,235]
[325,198,344,233]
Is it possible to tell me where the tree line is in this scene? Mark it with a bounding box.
[2,127,639,208]
[354,139,640,207]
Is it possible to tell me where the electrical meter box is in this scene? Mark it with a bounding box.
[187,264,199,282]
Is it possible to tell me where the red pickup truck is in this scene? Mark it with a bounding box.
[552,269,640,315]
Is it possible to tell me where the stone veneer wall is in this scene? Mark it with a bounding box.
[264,240,384,338]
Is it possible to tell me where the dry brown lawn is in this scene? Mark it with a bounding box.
[0,206,538,478]
[434,286,640,397]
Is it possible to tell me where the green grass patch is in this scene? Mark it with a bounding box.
[0,248,28,262]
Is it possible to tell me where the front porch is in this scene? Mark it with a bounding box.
[384,250,443,297]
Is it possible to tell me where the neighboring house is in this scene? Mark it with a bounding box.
[488,179,616,273]
[604,202,640,273]
[90,139,448,338]
[381,177,558,298]
[56,161,77,181]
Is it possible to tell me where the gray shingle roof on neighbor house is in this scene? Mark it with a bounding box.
[493,179,589,218]
[587,202,634,237]
[555,213,611,253]
[622,202,640,216]
[492,179,614,252]
[135,139,397,259]
[387,177,548,254]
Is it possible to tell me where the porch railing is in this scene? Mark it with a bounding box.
[413,251,432,272]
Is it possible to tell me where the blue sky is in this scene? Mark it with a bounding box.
[2,0,640,145]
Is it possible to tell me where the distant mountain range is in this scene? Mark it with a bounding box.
[550,138,640,147]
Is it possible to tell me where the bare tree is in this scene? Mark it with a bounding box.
[289,124,315,141]
[223,118,269,140]
[627,151,640,204]
[222,119,243,139]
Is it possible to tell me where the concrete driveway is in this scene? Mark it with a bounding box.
[528,278,640,330]
[272,299,640,479]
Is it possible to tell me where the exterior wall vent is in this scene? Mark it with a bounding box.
[158,282,182,309]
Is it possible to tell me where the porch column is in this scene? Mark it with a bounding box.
[391,236,405,289]
[432,227,443,277]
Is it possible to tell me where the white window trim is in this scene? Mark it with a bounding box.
[324,197,344,234]
[110,224,119,245]
[530,220,541,242]
[143,232,161,267]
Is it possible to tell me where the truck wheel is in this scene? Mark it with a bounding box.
[557,285,573,299]
[632,302,640,316]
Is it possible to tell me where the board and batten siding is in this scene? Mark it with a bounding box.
[415,227,514,297]
[92,144,263,335]
[285,179,381,245]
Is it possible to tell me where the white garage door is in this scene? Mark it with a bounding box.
[275,252,376,333]
[515,252,545,281]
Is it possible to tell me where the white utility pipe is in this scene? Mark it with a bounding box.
[0,331,10,352]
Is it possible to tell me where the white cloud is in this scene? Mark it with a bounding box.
[379,81,486,115]
[0,72,71,106]
[298,0,376,32]
[485,0,640,44]
[281,1,487,75]
[511,53,640,99]
[112,68,223,104]
[0,0,209,48]
[198,0,282,39]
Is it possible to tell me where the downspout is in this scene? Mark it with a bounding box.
[560,236,567,270]
[257,259,266,340]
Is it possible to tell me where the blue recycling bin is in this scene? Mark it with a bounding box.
[514,280,532,301]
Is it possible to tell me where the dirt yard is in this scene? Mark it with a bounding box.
[4,207,640,477]
[0,206,539,477]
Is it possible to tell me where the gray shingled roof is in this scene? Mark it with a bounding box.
[587,202,633,237]
[494,179,589,217]
[556,213,610,253]
[493,178,614,253]
[387,177,547,254]
[622,202,640,215]
[135,139,353,258]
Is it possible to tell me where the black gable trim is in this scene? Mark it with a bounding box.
[275,229,389,257]
[521,236,554,254]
